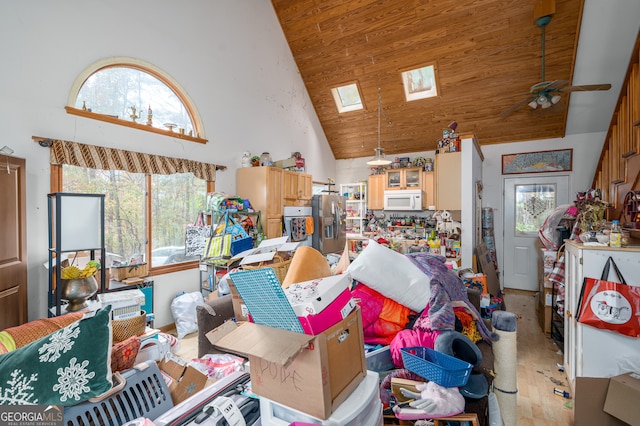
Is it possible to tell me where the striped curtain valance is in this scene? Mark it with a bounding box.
[46,139,223,181]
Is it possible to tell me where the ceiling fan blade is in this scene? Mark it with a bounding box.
[500,96,537,117]
[561,83,612,92]
[543,79,569,90]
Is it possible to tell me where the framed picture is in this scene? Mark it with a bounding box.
[502,149,573,175]
[401,64,438,101]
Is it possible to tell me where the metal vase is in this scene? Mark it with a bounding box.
[61,276,99,311]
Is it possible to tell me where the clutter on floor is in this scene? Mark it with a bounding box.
[4,239,510,425]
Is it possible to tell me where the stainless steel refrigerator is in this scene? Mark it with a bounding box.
[312,193,347,254]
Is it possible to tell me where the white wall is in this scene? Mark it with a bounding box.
[335,133,606,287]
[0,0,337,325]
[476,133,605,287]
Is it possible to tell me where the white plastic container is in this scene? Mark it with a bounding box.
[259,370,382,425]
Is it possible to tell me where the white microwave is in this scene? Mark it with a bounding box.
[383,190,423,211]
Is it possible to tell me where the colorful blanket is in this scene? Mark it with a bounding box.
[406,253,499,342]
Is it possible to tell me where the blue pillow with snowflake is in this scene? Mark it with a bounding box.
[0,306,113,405]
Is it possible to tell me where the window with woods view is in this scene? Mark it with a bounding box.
[62,165,207,269]
[75,64,197,135]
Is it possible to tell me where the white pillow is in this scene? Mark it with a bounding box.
[346,239,430,312]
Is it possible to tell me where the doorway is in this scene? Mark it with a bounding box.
[0,155,27,328]
[503,175,569,291]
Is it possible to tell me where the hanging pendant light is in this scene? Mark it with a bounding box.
[366,88,392,166]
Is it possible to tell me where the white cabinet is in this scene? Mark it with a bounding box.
[340,182,367,235]
[563,240,640,392]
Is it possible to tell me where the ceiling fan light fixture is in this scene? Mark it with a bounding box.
[366,87,392,166]
[541,100,552,108]
[551,94,561,104]
[528,100,538,109]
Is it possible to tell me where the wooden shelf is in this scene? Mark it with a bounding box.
[65,106,208,144]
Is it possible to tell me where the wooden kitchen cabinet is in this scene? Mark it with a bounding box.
[385,167,422,190]
[435,152,461,210]
[422,171,435,209]
[237,166,284,239]
[283,170,312,206]
[367,174,385,210]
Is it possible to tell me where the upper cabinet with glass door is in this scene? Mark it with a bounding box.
[385,167,422,190]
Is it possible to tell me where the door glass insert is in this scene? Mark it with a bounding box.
[514,184,556,236]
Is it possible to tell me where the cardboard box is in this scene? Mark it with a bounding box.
[210,307,367,420]
[537,304,551,334]
[575,377,627,425]
[295,289,357,335]
[540,249,556,274]
[158,354,208,405]
[475,243,500,296]
[537,284,553,307]
[228,280,250,322]
[283,273,352,316]
[274,157,297,169]
[603,372,640,425]
[98,288,145,310]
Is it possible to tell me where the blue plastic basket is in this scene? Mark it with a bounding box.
[401,347,472,388]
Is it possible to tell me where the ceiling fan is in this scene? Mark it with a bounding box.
[501,8,612,116]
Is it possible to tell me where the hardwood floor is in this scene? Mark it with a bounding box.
[175,289,574,425]
[503,289,574,425]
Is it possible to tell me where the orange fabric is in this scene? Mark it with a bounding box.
[305,216,314,235]
[5,311,85,348]
[379,296,413,328]
[454,309,482,343]
[281,246,331,288]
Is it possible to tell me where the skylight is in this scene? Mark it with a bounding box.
[401,64,438,101]
[331,83,363,113]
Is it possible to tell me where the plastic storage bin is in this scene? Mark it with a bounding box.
[259,370,382,426]
[366,345,395,373]
[64,361,173,425]
[401,347,472,388]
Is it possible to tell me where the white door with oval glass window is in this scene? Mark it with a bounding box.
[503,175,569,291]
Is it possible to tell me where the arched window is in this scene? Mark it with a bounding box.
[67,58,206,142]
[53,58,219,274]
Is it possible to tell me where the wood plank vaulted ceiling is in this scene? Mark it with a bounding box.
[270,0,587,160]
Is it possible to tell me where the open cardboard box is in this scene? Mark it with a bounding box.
[603,372,640,426]
[207,307,367,420]
[158,353,209,405]
[228,280,250,322]
[575,376,629,426]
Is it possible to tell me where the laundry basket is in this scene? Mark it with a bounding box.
[63,361,173,425]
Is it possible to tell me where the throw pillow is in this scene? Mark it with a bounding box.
[0,307,113,405]
[347,239,431,312]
